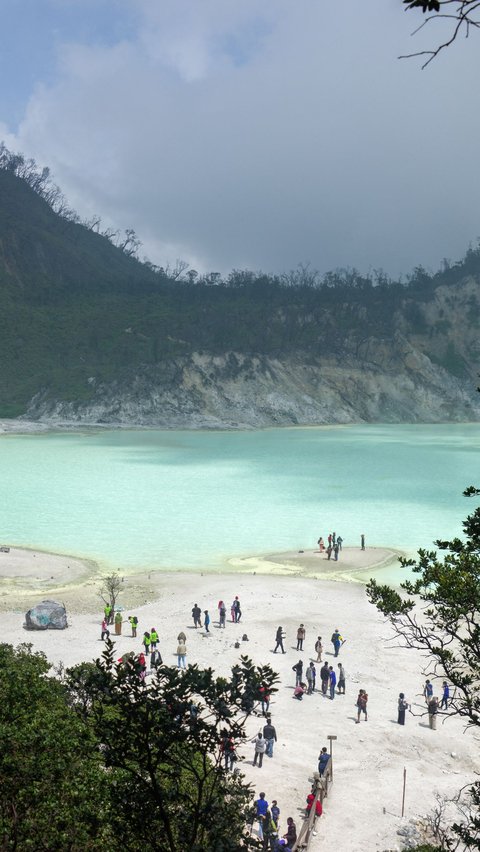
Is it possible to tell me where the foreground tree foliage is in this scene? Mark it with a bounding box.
[0,642,278,850]
[69,643,279,851]
[367,487,480,850]
[0,643,111,850]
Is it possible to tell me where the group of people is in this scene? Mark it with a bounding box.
[192,597,242,630]
[317,531,344,561]
[255,792,297,850]
[396,679,450,728]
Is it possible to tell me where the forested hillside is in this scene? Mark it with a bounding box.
[1,149,480,425]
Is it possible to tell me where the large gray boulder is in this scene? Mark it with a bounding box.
[25,599,68,630]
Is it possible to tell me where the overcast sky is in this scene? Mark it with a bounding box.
[1,0,479,279]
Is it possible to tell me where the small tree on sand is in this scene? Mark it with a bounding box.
[98,572,122,611]
[366,486,480,849]
[67,644,279,850]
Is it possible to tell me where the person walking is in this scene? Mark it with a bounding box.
[259,683,270,715]
[128,615,138,637]
[306,662,316,694]
[204,610,210,633]
[356,689,368,723]
[320,662,330,696]
[314,636,323,662]
[292,660,303,686]
[255,792,269,841]
[252,732,267,767]
[428,696,439,729]
[143,631,151,656]
[328,666,337,700]
[440,681,450,710]
[177,638,187,669]
[263,717,277,758]
[318,746,330,776]
[101,618,110,640]
[192,604,202,628]
[150,627,158,650]
[337,662,346,694]
[273,626,286,654]
[296,624,306,651]
[398,692,409,725]
[114,611,123,635]
[331,628,343,657]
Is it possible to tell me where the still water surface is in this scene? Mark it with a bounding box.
[1,424,479,575]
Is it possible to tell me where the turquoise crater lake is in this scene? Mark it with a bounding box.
[1,424,479,576]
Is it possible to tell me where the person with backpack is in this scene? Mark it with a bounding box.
[143,631,151,656]
[104,603,112,625]
[128,615,138,637]
[331,628,343,657]
[292,660,303,686]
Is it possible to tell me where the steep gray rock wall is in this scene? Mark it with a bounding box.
[24,338,480,428]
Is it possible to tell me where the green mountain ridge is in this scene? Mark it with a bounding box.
[1,164,480,424]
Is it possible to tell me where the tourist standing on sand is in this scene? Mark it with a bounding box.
[320,662,330,695]
[333,543,339,561]
[192,604,202,628]
[423,679,434,704]
[150,647,162,669]
[306,662,316,694]
[204,610,210,633]
[398,692,409,725]
[328,533,332,548]
[252,732,267,767]
[114,611,123,635]
[143,631,151,656]
[263,717,277,757]
[428,695,439,729]
[441,681,450,710]
[328,666,337,699]
[317,536,325,551]
[177,638,187,669]
[150,627,158,650]
[331,629,343,657]
[361,533,365,550]
[273,626,286,654]
[315,636,323,662]
[326,545,332,560]
[296,624,306,650]
[356,689,368,722]
[129,615,138,637]
[292,660,303,686]
[104,603,112,624]
[218,601,226,627]
[337,535,343,550]
[337,662,346,694]
[137,652,147,682]
[101,618,110,640]
[220,730,236,771]
[318,746,330,776]
[259,683,270,715]
[234,596,242,622]
[255,792,269,840]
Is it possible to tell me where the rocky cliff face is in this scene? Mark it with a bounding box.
[24,333,480,428]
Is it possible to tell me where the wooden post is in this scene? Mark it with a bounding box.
[327,734,337,782]
[401,767,407,817]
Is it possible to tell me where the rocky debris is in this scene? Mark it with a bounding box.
[25,599,68,630]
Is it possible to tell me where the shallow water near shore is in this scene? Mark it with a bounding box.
[1,423,479,579]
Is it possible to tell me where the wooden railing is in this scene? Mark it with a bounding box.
[291,760,333,851]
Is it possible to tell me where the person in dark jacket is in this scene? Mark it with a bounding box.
[273,626,286,654]
[398,692,409,725]
[320,662,330,695]
[191,604,202,628]
[263,718,277,757]
[292,660,303,686]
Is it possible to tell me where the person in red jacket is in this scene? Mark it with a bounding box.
[306,792,323,817]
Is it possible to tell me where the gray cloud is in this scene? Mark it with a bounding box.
[3,0,480,278]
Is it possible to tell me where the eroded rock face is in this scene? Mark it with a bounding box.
[25,599,67,630]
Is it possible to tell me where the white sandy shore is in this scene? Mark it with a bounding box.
[1,546,478,852]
